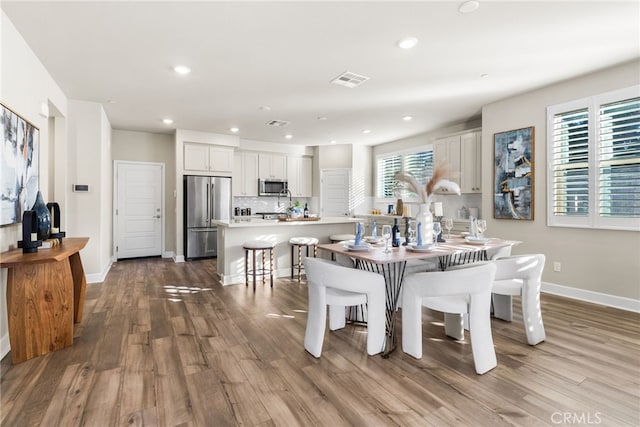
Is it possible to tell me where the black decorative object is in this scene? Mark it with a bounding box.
[46,202,66,240]
[31,191,50,241]
[17,210,42,253]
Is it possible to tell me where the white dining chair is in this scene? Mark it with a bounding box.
[492,254,546,345]
[402,262,497,374]
[303,257,386,357]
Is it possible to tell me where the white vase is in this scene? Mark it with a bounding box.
[414,203,434,245]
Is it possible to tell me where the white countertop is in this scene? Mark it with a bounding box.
[213,216,358,228]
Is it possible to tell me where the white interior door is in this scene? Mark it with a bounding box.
[115,161,163,259]
[321,169,351,217]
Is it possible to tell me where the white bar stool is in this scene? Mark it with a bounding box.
[243,240,275,290]
[328,234,355,260]
[289,237,318,281]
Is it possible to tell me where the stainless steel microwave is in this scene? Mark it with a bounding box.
[258,179,288,196]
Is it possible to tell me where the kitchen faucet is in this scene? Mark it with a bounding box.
[277,188,292,208]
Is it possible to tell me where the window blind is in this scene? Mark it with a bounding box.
[551,108,590,216]
[376,155,402,198]
[598,97,640,218]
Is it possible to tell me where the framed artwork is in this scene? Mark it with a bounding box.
[493,126,534,220]
[1,103,39,226]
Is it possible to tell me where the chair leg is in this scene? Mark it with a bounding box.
[304,285,327,358]
[291,245,295,279]
[492,294,513,322]
[298,246,303,281]
[469,292,497,375]
[522,287,545,345]
[401,288,424,359]
[328,305,346,330]
[252,249,257,291]
[444,313,465,340]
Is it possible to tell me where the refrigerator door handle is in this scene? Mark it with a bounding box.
[205,181,210,224]
[211,181,215,222]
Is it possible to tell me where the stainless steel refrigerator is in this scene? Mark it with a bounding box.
[184,175,232,260]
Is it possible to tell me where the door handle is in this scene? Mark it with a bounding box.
[154,215,161,219]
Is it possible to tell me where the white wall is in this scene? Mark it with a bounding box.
[0,11,68,359]
[66,100,113,280]
[112,129,176,255]
[482,60,640,304]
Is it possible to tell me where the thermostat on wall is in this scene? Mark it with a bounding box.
[73,184,89,192]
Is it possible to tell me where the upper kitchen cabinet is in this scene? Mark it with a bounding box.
[233,151,259,197]
[287,156,312,197]
[433,135,461,193]
[460,131,482,193]
[434,130,481,194]
[184,142,234,175]
[258,153,287,180]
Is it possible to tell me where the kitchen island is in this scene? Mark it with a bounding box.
[213,217,358,285]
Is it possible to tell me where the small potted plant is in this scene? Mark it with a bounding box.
[287,200,303,218]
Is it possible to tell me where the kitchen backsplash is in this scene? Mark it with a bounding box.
[233,196,312,215]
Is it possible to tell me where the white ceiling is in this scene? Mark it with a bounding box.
[2,1,639,146]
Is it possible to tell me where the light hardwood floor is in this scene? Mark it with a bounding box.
[1,257,639,426]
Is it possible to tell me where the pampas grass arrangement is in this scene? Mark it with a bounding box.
[394,161,460,203]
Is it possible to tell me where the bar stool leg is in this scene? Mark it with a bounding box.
[313,244,317,258]
[269,248,274,288]
[252,249,257,291]
[245,249,249,287]
[262,249,266,285]
[298,245,303,281]
[291,245,295,279]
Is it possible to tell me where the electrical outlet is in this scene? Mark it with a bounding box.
[553,262,561,272]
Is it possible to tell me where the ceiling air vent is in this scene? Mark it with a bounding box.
[331,71,370,88]
[266,120,290,127]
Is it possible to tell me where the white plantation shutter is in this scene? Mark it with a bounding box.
[598,97,640,218]
[550,108,590,217]
[547,86,640,230]
[376,149,434,199]
[376,154,402,198]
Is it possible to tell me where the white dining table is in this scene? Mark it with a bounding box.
[317,235,520,357]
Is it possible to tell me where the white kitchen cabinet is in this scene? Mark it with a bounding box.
[233,152,259,197]
[433,135,461,193]
[258,153,287,179]
[434,130,481,194]
[287,156,312,197]
[460,131,482,193]
[184,143,234,174]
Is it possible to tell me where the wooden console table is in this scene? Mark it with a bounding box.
[0,237,89,364]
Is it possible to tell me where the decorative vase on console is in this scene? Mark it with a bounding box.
[395,161,461,246]
[31,191,51,241]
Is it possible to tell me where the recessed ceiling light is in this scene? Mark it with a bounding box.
[285,134,293,140]
[317,116,328,121]
[480,73,489,78]
[362,129,371,134]
[259,105,271,111]
[162,118,174,125]
[397,37,418,49]
[230,127,239,133]
[459,1,480,14]
[330,140,337,144]
[402,115,413,121]
[173,65,191,75]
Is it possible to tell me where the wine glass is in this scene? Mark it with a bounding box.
[432,222,442,246]
[444,217,453,239]
[381,225,392,253]
[477,219,487,238]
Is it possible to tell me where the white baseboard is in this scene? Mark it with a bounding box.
[0,332,10,361]
[163,251,175,259]
[86,259,113,284]
[220,268,293,286]
[542,281,640,313]
[173,255,185,263]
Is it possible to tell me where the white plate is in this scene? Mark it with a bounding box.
[364,236,383,244]
[407,245,436,252]
[465,237,489,245]
[345,245,371,252]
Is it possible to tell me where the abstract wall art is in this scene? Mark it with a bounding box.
[493,126,534,220]
[1,103,39,226]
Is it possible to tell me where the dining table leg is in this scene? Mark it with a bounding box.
[355,259,407,358]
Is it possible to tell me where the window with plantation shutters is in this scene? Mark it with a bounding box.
[547,86,640,231]
[376,149,434,199]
